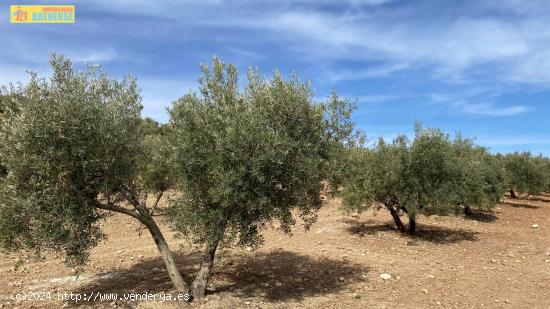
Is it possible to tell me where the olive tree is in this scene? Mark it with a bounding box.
[533,155,550,194]
[342,125,471,234]
[167,58,355,297]
[0,55,189,294]
[450,135,506,215]
[341,137,409,232]
[503,152,546,198]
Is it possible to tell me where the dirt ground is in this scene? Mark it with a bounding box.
[1,194,549,309]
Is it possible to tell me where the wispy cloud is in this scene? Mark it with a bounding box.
[325,63,410,82]
[479,137,550,146]
[2,0,550,154]
[429,86,530,117]
[66,47,119,63]
[460,102,529,116]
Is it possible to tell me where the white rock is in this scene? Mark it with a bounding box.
[379,273,392,280]
[532,224,539,228]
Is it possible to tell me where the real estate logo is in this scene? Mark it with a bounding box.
[10,5,75,23]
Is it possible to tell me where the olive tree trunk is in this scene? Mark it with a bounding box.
[140,211,191,295]
[509,189,517,199]
[387,205,405,232]
[407,216,416,235]
[96,201,191,296]
[191,238,220,298]
[464,204,472,216]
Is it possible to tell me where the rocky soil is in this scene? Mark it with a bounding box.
[1,194,550,308]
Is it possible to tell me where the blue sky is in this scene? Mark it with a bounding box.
[2,0,550,155]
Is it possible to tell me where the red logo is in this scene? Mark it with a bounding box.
[13,6,28,21]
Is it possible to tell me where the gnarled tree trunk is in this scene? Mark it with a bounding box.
[140,212,191,295]
[407,216,416,235]
[464,204,472,216]
[96,201,191,296]
[509,189,517,199]
[191,238,220,298]
[387,205,405,232]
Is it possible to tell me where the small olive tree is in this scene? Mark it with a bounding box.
[503,152,546,198]
[167,58,355,297]
[0,55,189,294]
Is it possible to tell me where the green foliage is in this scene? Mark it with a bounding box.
[449,135,506,212]
[0,92,22,179]
[140,117,166,136]
[139,132,175,194]
[167,57,355,248]
[341,137,407,213]
[0,54,143,265]
[503,152,547,196]
[542,158,550,193]
[341,124,506,233]
[533,155,550,193]
[323,92,364,196]
[399,125,458,217]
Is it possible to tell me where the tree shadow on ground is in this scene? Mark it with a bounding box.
[527,195,550,203]
[464,209,498,223]
[68,251,202,306]
[213,250,366,302]
[501,201,540,209]
[343,219,479,244]
[68,250,366,306]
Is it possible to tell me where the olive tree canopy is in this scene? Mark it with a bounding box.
[167,57,356,297]
[341,124,505,234]
[0,55,188,294]
[503,152,547,198]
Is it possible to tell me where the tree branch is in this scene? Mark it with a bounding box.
[96,202,142,221]
[120,186,143,209]
[150,191,164,216]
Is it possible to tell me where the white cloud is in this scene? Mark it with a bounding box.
[460,102,529,116]
[429,88,529,117]
[65,47,119,63]
[326,63,410,82]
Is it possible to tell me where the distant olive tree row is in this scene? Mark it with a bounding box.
[0,55,548,300]
[340,124,550,234]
